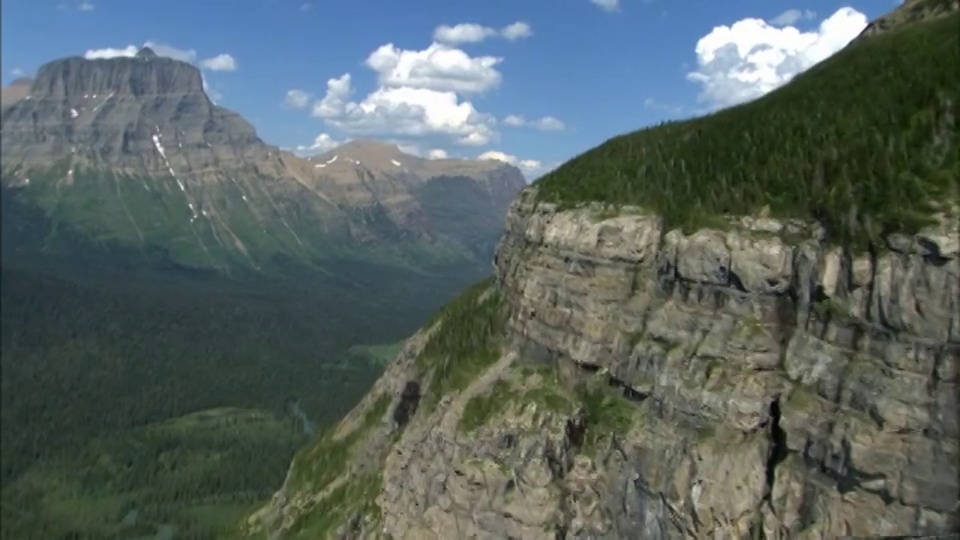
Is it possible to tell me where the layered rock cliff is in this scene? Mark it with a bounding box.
[244,190,959,539]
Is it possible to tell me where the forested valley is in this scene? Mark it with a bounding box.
[0,189,481,538]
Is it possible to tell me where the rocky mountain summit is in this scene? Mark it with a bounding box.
[857,0,959,37]
[0,48,525,272]
[243,2,959,538]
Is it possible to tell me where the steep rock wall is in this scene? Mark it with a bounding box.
[492,191,958,538]
[247,190,959,539]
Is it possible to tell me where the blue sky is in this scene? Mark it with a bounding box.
[2,0,892,178]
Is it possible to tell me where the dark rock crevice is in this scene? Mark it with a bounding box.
[763,397,788,502]
[392,380,421,429]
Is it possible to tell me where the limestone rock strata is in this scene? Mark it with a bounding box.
[492,193,959,538]
[250,191,959,539]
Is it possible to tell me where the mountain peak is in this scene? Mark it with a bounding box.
[29,51,205,100]
[136,46,159,59]
[336,139,404,158]
[310,139,408,171]
[857,0,958,38]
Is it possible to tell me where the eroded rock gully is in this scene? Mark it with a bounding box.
[251,193,959,539]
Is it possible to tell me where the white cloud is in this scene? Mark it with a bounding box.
[300,2,312,11]
[313,73,353,118]
[769,9,817,27]
[365,42,502,94]
[501,22,533,41]
[202,75,222,103]
[433,21,533,44]
[687,7,868,109]
[79,1,94,11]
[309,37,509,146]
[83,41,198,63]
[427,148,449,159]
[591,0,620,12]
[503,115,525,127]
[284,89,312,109]
[312,74,497,146]
[83,45,140,60]
[502,114,566,131]
[433,23,498,44]
[478,150,542,173]
[296,132,343,154]
[10,67,24,76]
[82,42,238,72]
[479,150,558,181]
[199,53,237,72]
[532,116,565,130]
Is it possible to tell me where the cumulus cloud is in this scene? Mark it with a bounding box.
[301,18,543,147]
[296,132,343,154]
[478,150,543,174]
[480,151,558,181]
[365,42,502,94]
[427,148,449,159]
[501,22,534,41]
[312,74,496,146]
[82,42,238,72]
[10,67,24,76]
[202,76,222,103]
[591,0,620,12]
[199,53,237,72]
[686,7,868,109]
[309,37,507,146]
[502,114,566,131]
[433,21,533,44]
[433,23,498,44]
[284,89,312,109]
[312,74,353,118]
[83,41,198,63]
[769,9,817,27]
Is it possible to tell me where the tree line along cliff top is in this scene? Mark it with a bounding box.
[534,8,959,251]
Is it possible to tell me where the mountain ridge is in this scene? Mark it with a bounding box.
[0,50,526,274]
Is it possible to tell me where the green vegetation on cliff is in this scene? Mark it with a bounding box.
[288,393,390,492]
[535,12,959,249]
[417,278,505,411]
[282,394,391,539]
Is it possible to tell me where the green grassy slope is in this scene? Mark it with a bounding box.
[535,12,959,250]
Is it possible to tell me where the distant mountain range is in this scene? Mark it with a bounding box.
[0,47,526,275]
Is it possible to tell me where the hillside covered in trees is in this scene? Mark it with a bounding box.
[536,7,959,250]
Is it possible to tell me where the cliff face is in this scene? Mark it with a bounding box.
[245,192,959,539]
[1,51,265,173]
[490,194,959,538]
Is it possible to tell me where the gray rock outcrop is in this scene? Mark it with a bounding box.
[247,190,959,539]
